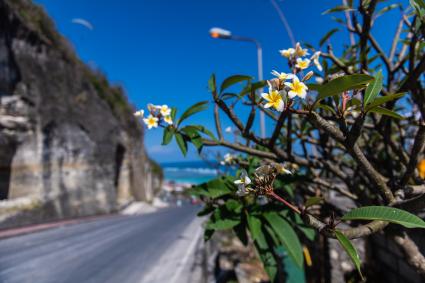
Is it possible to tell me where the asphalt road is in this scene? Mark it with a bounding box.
[0,205,202,283]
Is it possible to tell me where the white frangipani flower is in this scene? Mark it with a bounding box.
[279,48,295,58]
[220,153,235,165]
[295,42,309,57]
[271,70,295,81]
[285,76,308,99]
[164,115,173,125]
[295,58,311,70]
[157,105,171,116]
[143,115,159,129]
[234,169,251,186]
[234,170,251,196]
[261,81,285,112]
[311,51,322,71]
[147,103,156,112]
[134,109,144,117]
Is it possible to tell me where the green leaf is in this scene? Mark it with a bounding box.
[186,177,233,199]
[332,17,345,25]
[254,231,278,281]
[233,222,248,246]
[410,0,425,12]
[347,97,362,108]
[305,196,323,208]
[162,127,174,145]
[177,101,208,126]
[314,74,373,105]
[375,4,401,18]
[297,225,316,242]
[369,107,404,119]
[319,28,339,46]
[204,228,215,241]
[220,75,252,94]
[181,126,203,150]
[291,213,316,241]
[197,205,215,217]
[363,70,383,105]
[415,0,425,9]
[206,204,241,230]
[252,222,280,282]
[225,199,242,214]
[175,133,187,156]
[322,5,355,15]
[192,125,218,141]
[342,206,425,228]
[207,217,240,230]
[306,83,322,92]
[239,80,267,98]
[264,213,304,269]
[247,214,262,242]
[170,107,177,121]
[365,93,405,112]
[208,74,216,93]
[335,230,363,279]
[221,92,239,100]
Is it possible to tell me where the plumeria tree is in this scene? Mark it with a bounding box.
[136,0,425,281]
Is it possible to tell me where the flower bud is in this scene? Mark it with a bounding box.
[302,71,314,81]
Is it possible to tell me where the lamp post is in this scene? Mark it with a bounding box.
[209,27,266,138]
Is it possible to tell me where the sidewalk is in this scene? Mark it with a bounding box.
[0,200,170,240]
[0,214,121,240]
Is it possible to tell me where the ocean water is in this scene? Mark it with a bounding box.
[161,161,220,184]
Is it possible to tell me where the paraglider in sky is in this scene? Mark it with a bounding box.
[71,18,94,30]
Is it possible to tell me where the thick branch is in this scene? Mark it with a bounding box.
[302,213,388,239]
[307,111,394,203]
[393,232,425,277]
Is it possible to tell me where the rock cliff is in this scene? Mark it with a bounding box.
[0,0,160,227]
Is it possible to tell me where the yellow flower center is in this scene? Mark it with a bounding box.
[147,117,156,126]
[279,73,288,80]
[269,90,281,104]
[292,81,304,94]
[298,61,308,69]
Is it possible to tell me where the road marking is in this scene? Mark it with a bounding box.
[170,225,203,283]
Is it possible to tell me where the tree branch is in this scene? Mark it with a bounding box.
[401,123,425,186]
[392,232,425,277]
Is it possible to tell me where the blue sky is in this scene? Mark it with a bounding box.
[34,0,404,162]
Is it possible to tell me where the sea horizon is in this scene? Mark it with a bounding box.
[160,160,220,185]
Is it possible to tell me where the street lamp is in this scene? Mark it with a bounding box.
[209,27,266,138]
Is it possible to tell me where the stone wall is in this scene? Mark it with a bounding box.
[0,0,160,227]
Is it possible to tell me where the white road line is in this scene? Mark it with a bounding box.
[139,216,204,283]
[170,225,203,283]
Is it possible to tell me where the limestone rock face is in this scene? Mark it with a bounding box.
[0,0,159,226]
